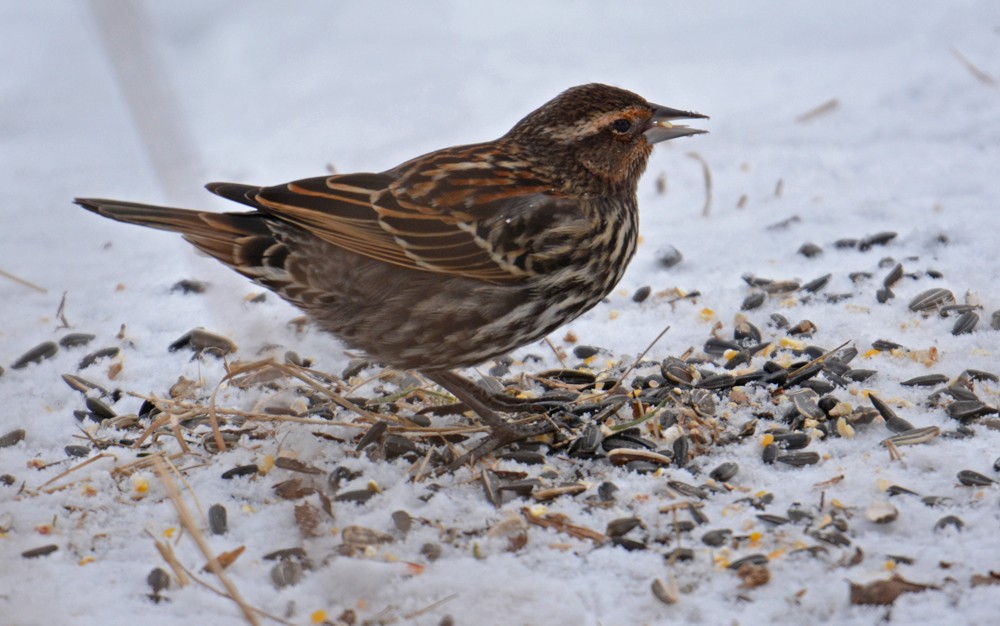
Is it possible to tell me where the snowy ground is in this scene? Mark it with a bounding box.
[3,2,1000,625]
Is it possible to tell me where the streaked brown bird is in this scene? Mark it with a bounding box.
[77,83,707,468]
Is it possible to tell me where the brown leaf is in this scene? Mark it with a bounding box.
[737,563,771,589]
[274,478,317,500]
[971,571,1000,587]
[202,545,245,572]
[849,574,936,606]
[294,502,322,538]
[274,457,323,475]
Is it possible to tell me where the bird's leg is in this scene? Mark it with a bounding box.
[424,370,558,471]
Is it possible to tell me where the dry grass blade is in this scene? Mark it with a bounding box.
[796,98,840,123]
[40,452,117,493]
[145,529,190,587]
[0,268,48,293]
[950,47,998,86]
[153,457,260,626]
[605,324,671,396]
[686,152,713,217]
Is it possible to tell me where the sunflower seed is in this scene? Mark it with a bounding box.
[208,504,228,535]
[773,432,810,450]
[757,514,789,526]
[883,263,903,288]
[270,560,302,588]
[171,279,208,294]
[11,341,58,369]
[908,288,955,313]
[147,567,171,594]
[934,515,964,532]
[963,369,998,382]
[0,429,26,448]
[673,435,690,467]
[78,346,120,370]
[799,273,831,293]
[168,328,237,356]
[665,547,695,563]
[957,470,994,486]
[729,554,769,569]
[710,462,739,482]
[951,311,979,335]
[946,401,995,420]
[64,445,90,458]
[901,374,948,387]
[704,337,741,355]
[776,451,820,466]
[702,529,732,547]
[59,333,96,349]
[788,320,817,336]
[632,286,652,303]
[789,389,824,420]
[22,545,59,559]
[606,517,643,538]
[651,578,678,605]
[858,231,897,251]
[876,287,894,303]
[763,280,801,294]
[608,448,672,467]
[667,480,707,499]
[741,291,766,311]
[762,443,778,464]
[658,245,683,268]
[798,242,823,258]
[221,464,258,480]
[698,373,736,390]
[85,397,116,420]
[883,426,940,446]
[734,321,762,344]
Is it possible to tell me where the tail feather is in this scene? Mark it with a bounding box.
[75,197,275,272]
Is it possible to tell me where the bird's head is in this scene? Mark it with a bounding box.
[506,83,708,194]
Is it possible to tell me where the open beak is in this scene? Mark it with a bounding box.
[643,104,709,144]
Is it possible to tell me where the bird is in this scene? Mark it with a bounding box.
[76,83,707,469]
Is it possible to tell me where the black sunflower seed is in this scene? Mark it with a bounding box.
[801,273,831,293]
[957,470,994,486]
[728,554,769,569]
[709,462,739,482]
[11,341,58,369]
[59,333,96,349]
[208,504,228,535]
[901,374,949,387]
[741,291,766,311]
[632,286,652,303]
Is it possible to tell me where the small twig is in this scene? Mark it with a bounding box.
[145,528,190,587]
[950,47,998,86]
[0,268,48,293]
[55,291,71,328]
[153,457,260,626]
[795,98,840,123]
[606,325,671,396]
[686,152,713,217]
[543,337,568,368]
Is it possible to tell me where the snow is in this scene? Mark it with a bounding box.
[3,2,1000,625]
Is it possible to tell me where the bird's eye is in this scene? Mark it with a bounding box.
[611,118,632,134]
